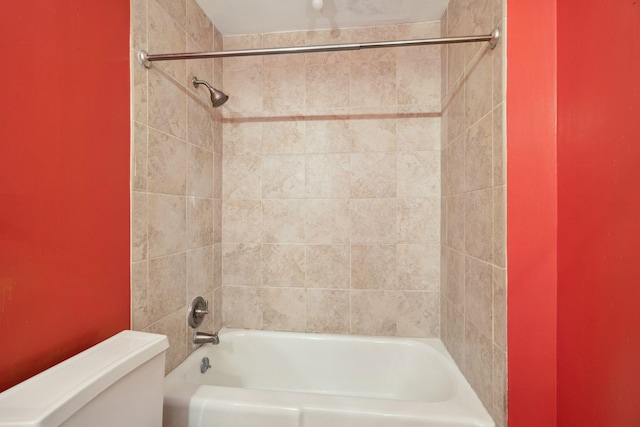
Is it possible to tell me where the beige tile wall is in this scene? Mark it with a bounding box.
[221,22,442,338]
[440,0,507,425]
[130,0,223,372]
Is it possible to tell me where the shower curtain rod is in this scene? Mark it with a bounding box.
[138,27,499,68]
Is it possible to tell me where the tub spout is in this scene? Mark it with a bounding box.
[193,331,220,345]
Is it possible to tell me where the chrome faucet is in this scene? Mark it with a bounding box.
[193,331,220,345]
[188,296,219,345]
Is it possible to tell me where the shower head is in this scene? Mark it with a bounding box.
[192,77,229,108]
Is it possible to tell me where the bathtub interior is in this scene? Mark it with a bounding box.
[183,329,456,402]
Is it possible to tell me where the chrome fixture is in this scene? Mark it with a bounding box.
[188,296,220,345]
[193,331,220,345]
[200,357,212,373]
[192,76,228,108]
[187,296,209,328]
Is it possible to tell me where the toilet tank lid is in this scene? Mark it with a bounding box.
[0,330,169,427]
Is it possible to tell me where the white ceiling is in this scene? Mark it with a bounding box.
[196,0,449,36]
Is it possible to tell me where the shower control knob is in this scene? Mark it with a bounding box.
[188,296,209,328]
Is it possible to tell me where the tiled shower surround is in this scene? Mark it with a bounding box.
[130,0,506,425]
[441,1,507,425]
[130,0,224,371]
[221,23,442,337]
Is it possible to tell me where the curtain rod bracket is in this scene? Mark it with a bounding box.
[138,50,152,69]
[489,27,500,49]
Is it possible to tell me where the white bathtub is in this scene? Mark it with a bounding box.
[163,328,495,427]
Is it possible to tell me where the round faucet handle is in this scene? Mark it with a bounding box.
[188,296,209,328]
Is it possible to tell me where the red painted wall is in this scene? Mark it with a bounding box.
[506,0,558,425]
[557,1,640,425]
[0,1,130,391]
[509,0,640,425]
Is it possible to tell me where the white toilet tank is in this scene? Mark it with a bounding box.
[0,330,169,427]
